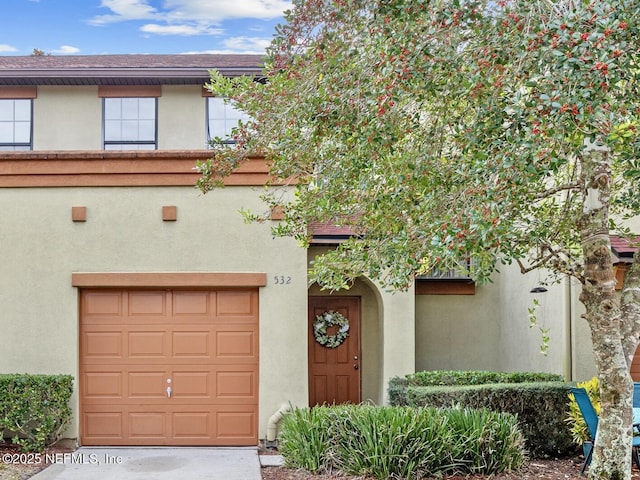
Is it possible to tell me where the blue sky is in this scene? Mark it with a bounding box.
[0,0,291,56]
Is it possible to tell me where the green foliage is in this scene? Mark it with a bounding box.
[199,0,640,291]
[279,404,525,478]
[402,381,574,458]
[407,370,564,386]
[278,406,333,471]
[0,374,74,452]
[566,376,600,445]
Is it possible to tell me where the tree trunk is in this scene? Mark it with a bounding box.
[579,145,634,480]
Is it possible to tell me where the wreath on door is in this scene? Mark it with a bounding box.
[313,310,350,348]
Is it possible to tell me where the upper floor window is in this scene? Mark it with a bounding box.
[206,97,250,146]
[103,97,157,150]
[0,99,32,151]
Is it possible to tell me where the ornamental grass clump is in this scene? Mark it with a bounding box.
[278,406,333,472]
[278,404,526,479]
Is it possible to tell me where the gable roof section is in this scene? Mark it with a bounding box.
[0,54,264,86]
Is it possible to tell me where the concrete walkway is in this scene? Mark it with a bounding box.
[30,447,262,480]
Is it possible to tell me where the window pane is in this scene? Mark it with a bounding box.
[14,100,31,121]
[14,122,30,143]
[120,98,139,119]
[104,119,122,141]
[138,120,155,141]
[208,98,226,119]
[207,97,249,143]
[121,120,139,141]
[0,122,13,142]
[0,101,13,121]
[208,120,226,139]
[138,98,155,119]
[104,99,121,119]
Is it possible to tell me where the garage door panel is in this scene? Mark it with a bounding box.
[128,371,167,398]
[83,412,124,440]
[215,328,257,360]
[83,372,123,399]
[128,291,168,317]
[80,288,258,446]
[129,412,167,439]
[172,331,210,357]
[128,331,167,358]
[83,291,124,317]
[83,331,123,358]
[216,409,256,443]
[172,291,212,317]
[214,367,258,404]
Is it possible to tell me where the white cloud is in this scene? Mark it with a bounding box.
[52,45,81,54]
[140,23,223,36]
[89,0,159,25]
[88,0,291,27]
[184,36,272,55]
[161,0,292,22]
[0,44,18,52]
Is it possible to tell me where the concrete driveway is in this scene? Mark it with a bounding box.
[30,447,261,480]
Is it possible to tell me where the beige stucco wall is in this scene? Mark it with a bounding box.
[34,86,102,150]
[32,85,208,150]
[0,185,309,442]
[415,264,572,378]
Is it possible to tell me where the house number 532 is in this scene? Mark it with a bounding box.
[273,275,292,285]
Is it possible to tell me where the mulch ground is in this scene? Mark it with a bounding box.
[260,456,640,480]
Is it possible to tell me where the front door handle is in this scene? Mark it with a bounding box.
[166,386,172,398]
[353,364,359,370]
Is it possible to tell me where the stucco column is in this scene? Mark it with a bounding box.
[380,284,415,404]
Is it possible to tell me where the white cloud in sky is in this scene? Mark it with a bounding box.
[89,0,159,26]
[140,23,223,36]
[52,45,81,54]
[0,44,18,52]
[184,36,271,55]
[89,0,290,26]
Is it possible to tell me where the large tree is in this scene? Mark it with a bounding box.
[198,1,640,477]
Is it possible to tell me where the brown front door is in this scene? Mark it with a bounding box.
[308,296,361,406]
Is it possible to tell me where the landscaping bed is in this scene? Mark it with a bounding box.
[260,457,640,480]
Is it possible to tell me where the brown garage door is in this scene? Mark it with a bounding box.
[80,289,258,446]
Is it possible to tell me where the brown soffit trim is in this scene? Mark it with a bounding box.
[0,86,37,99]
[415,281,476,295]
[98,85,162,98]
[0,151,278,187]
[72,272,267,288]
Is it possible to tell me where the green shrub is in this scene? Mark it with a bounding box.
[405,381,574,458]
[408,370,564,386]
[279,404,525,478]
[0,374,74,452]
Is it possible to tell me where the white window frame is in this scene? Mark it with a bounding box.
[0,99,32,151]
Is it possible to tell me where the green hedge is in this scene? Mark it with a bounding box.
[389,370,563,406]
[280,404,525,479]
[405,382,574,458]
[0,374,74,452]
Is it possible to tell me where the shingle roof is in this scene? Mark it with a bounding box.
[611,234,640,258]
[0,54,264,86]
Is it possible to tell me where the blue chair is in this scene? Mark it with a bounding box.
[633,383,640,408]
[571,387,640,475]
